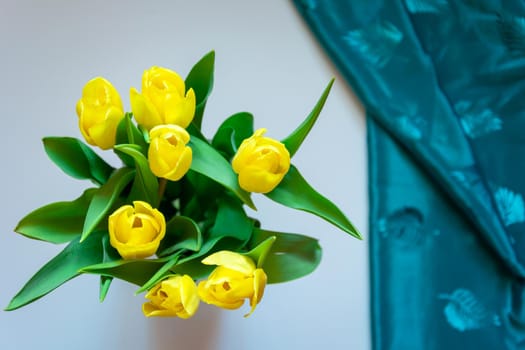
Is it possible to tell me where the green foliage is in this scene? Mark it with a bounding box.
[114,144,159,205]
[6,231,107,311]
[115,113,148,167]
[249,228,322,284]
[282,79,334,157]
[185,51,215,130]
[189,136,255,209]
[135,256,181,294]
[99,276,113,302]
[43,137,114,185]
[212,112,254,158]
[115,113,148,151]
[8,51,361,312]
[157,216,202,257]
[15,189,96,244]
[266,165,362,239]
[244,236,276,268]
[82,257,177,287]
[209,195,253,243]
[80,167,135,242]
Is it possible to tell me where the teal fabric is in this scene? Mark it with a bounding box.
[293,1,525,348]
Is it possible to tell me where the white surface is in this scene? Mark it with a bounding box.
[0,1,368,349]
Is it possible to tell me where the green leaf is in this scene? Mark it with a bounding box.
[144,204,255,284]
[100,233,121,262]
[5,231,106,311]
[85,213,185,294]
[81,255,176,287]
[210,195,254,244]
[167,229,249,281]
[180,170,225,220]
[243,236,276,268]
[115,113,148,167]
[169,259,215,281]
[211,112,254,158]
[250,228,322,284]
[281,79,335,157]
[81,167,135,242]
[115,113,148,150]
[114,144,159,205]
[168,253,214,280]
[43,137,114,185]
[15,189,96,244]
[189,137,255,209]
[266,165,361,239]
[186,123,208,142]
[135,255,181,294]
[185,51,215,130]
[166,230,254,282]
[157,216,202,257]
[99,276,113,302]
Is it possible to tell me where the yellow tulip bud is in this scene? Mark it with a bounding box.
[148,125,192,181]
[197,251,267,317]
[130,66,196,130]
[143,275,199,318]
[231,128,290,193]
[76,77,124,150]
[108,201,166,260]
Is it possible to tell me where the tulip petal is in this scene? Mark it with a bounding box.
[133,200,155,215]
[108,201,166,260]
[148,125,192,181]
[78,115,95,146]
[201,251,255,275]
[231,133,260,173]
[85,107,122,150]
[143,275,199,318]
[232,128,290,193]
[143,66,186,96]
[238,167,284,193]
[130,88,162,130]
[180,275,199,318]
[87,123,111,150]
[81,77,123,109]
[182,88,196,127]
[246,268,267,317]
[76,100,84,122]
[138,66,192,129]
[148,139,169,177]
[76,77,124,149]
[198,252,267,315]
[166,147,192,181]
[164,89,196,128]
[197,281,244,310]
[206,266,246,284]
[221,275,253,300]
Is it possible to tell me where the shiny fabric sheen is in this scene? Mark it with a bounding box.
[293,0,525,348]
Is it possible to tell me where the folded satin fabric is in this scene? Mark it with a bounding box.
[293,1,525,348]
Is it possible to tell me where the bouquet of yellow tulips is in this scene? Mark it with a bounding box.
[6,51,360,318]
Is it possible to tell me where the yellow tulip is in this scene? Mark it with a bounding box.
[108,201,166,259]
[148,125,192,181]
[198,251,267,317]
[76,77,124,150]
[130,66,196,130]
[143,275,199,318]
[232,128,290,193]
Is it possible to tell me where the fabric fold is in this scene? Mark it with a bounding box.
[293,0,525,348]
[368,115,514,349]
[293,0,525,277]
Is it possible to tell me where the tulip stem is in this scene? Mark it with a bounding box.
[157,178,167,206]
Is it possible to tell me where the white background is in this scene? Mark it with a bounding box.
[0,1,368,349]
